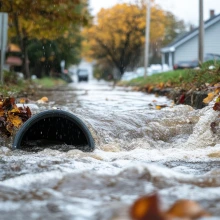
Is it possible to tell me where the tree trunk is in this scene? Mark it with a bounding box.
[13,13,30,79]
[22,36,30,79]
[33,61,42,78]
[119,66,124,76]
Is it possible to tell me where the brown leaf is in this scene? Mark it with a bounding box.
[130,194,165,220]
[6,121,14,134]
[0,116,6,128]
[159,82,164,89]
[25,106,32,118]
[213,102,220,111]
[165,200,210,219]
[0,109,4,117]
[210,121,217,133]
[2,97,15,110]
[148,86,154,93]
[17,106,32,122]
[0,97,32,136]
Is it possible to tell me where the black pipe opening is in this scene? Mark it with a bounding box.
[13,110,95,152]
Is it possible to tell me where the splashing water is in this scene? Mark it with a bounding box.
[0,81,220,219]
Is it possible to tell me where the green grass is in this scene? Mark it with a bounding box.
[0,84,26,97]
[0,70,67,97]
[33,77,67,88]
[129,70,187,85]
[119,61,220,91]
[0,71,29,97]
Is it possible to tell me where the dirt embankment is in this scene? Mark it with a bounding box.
[132,86,208,109]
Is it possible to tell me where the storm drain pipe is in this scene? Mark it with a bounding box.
[12,110,95,152]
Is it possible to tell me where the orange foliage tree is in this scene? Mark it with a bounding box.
[83,2,166,76]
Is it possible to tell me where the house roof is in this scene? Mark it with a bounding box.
[8,44,21,52]
[161,13,220,53]
[6,56,22,66]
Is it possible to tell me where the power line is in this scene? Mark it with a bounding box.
[144,0,151,78]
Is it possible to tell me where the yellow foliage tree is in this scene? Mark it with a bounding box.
[1,0,90,78]
[83,2,166,76]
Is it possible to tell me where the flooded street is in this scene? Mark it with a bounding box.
[1,80,220,220]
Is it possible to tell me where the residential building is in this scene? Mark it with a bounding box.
[161,10,220,69]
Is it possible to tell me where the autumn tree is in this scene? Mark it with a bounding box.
[162,11,186,46]
[28,26,83,78]
[0,0,90,78]
[83,2,166,76]
[150,11,186,63]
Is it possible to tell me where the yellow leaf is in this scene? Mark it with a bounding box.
[156,105,162,110]
[19,98,26,104]
[0,110,4,117]
[159,82,164,89]
[10,106,20,114]
[41,97,48,102]
[7,114,22,128]
[215,95,220,103]
[214,87,220,95]
[203,92,215,104]
[37,96,48,104]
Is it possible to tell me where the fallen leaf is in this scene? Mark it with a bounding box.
[2,97,15,110]
[129,194,211,220]
[7,114,22,128]
[156,106,162,110]
[203,92,215,104]
[19,98,29,104]
[0,97,32,136]
[130,194,165,220]
[210,122,217,133]
[6,121,14,134]
[159,82,164,89]
[179,94,185,104]
[9,106,20,114]
[0,109,4,117]
[215,95,220,103]
[165,199,210,219]
[37,96,48,104]
[41,96,48,102]
[148,86,154,93]
[213,102,220,111]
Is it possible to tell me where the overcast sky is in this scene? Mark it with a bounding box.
[89,0,220,26]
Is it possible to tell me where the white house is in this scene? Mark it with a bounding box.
[161,11,220,69]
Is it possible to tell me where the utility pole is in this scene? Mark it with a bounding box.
[198,0,204,64]
[0,13,8,84]
[144,0,151,78]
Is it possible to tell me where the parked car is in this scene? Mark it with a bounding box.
[77,69,89,82]
[173,53,220,70]
[173,60,199,70]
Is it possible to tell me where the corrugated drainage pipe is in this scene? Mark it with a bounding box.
[13,110,95,152]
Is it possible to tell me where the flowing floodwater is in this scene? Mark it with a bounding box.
[1,80,220,220]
